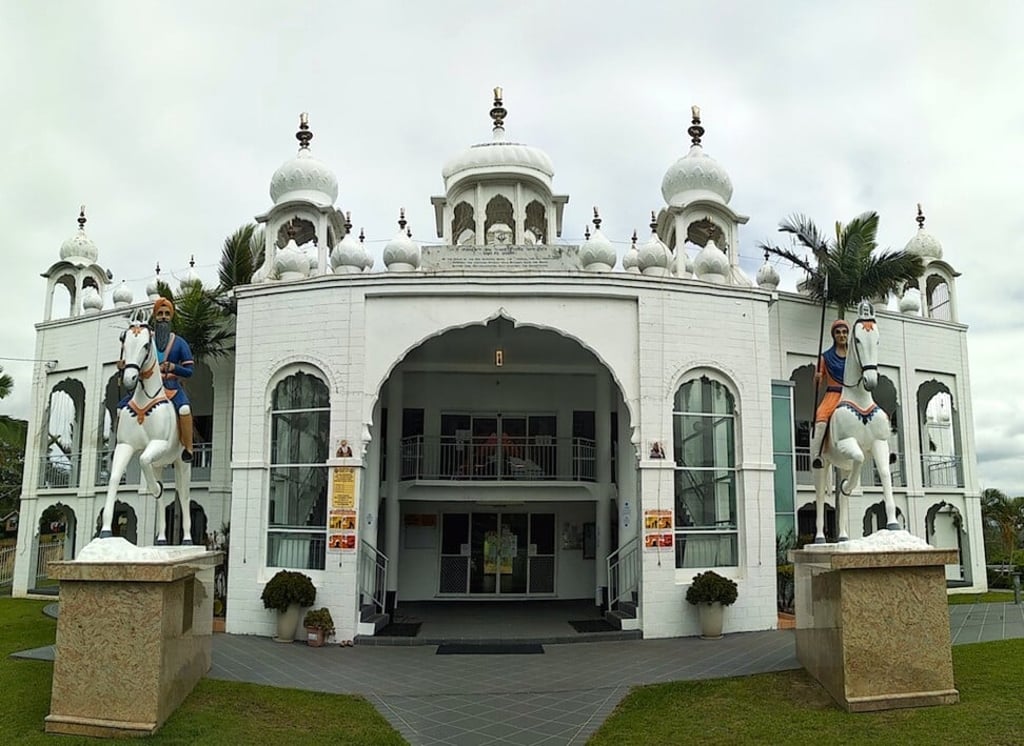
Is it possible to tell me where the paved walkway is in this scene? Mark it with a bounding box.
[206,602,1024,746]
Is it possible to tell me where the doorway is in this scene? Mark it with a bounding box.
[439,511,555,596]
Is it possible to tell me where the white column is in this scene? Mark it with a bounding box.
[384,373,403,605]
[595,373,612,604]
[617,396,638,547]
[360,419,381,548]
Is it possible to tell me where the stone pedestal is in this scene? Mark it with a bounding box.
[791,545,959,712]
[44,544,223,737]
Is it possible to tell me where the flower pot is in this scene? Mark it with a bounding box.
[698,601,724,639]
[275,603,301,642]
[305,627,326,647]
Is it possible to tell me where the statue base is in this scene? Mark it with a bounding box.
[44,540,222,737]
[791,544,959,712]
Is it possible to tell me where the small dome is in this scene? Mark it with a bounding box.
[81,285,103,313]
[903,204,943,261]
[274,239,312,281]
[694,238,729,283]
[661,107,733,207]
[112,281,134,307]
[578,209,616,272]
[622,230,641,274]
[269,114,339,207]
[756,253,780,290]
[59,207,99,264]
[899,287,922,315]
[383,211,421,272]
[180,256,202,289]
[638,213,671,276]
[331,214,369,274]
[146,264,163,301]
[442,88,555,190]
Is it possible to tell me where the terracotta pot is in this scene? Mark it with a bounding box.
[275,603,301,642]
[698,601,724,639]
[305,627,326,647]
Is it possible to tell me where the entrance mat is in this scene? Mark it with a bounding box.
[568,619,617,633]
[376,622,422,637]
[436,643,544,655]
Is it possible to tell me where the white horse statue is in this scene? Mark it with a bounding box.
[814,300,899,543]
[99,311,192,544]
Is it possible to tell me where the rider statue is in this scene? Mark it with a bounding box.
[152,297,195,463]
[810,318,850,469]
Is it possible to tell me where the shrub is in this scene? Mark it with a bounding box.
[303,607,335,636]
[260,570,316,612]
[685,570,738,606]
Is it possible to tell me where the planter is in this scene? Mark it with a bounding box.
[698,601,724,640]
[275,603,302,642]
[305,627,327,647]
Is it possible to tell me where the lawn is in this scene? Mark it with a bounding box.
[0,598,405,745]
[947,590,1017,605]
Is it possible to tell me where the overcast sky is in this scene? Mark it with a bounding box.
[1,1,1021,493]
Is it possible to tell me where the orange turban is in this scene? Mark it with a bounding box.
[830,319,849,333]
[153,297,175,317]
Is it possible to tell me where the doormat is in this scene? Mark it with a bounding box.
[568,619,617,633]
[436,643,544,655]
[376,622,422,637]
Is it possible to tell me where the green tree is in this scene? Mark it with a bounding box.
[0,365,12,400]
[758,211,924,318]
[981,488,1024,574]
[0,415,27,515]
[217,223,265,295]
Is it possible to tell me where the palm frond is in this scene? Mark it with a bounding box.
[172,282,234,361]
[217,223,263,293]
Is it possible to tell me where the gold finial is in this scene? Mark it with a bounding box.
[650,210,658,232]
[592,206,602,230]
[688,104,705,146]
[344,211,353,233]
[494,86,503,100]
[296,113,313,149]
[691,105,700,120]
[916,203,925,230]
[398,208,407,231]
[77,205,87,231]
[490,86,507,131]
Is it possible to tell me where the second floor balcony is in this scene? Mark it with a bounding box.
[399,435,597,482]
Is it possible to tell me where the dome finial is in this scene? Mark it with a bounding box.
[358,227,365,244]
[592,206,602,230]
[344,211,353,233]
[584,224,591,240]
[398,208,407,231]
[296,112,313,150]
[632,229,638,246]
[77,205,87,231]
[155,262,161,276]
[650,210,658,233]
[189,255,195,269]
[688,105,704,146]
[490,86,507,133]
[916,203,926,230]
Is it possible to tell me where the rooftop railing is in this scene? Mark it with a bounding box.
[399,435,596,482]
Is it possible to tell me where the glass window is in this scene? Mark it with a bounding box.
[673,376,738,568]
[267,371,329,570]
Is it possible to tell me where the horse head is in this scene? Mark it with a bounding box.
[119,318,157,392]
[851,300,881,391]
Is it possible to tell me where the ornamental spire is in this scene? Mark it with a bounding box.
[77,205,87,231]
[688,105,704,147]
[296,112,313,150]
[916,203,926,230]
[490,86,507,136]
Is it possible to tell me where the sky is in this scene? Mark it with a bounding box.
[0,1,1021,493]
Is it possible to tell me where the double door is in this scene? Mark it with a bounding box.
[439,511,556,595]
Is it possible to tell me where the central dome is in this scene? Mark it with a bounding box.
[661,107,733,206]
[442,88,554,191]
[269,114,339,207]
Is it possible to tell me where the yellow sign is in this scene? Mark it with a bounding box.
[331,467,356,508]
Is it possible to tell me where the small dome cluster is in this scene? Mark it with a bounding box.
[330,213,373,273]
[382,209,421,272]
[578,209,616,272]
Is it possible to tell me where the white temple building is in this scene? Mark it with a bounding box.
[12,91,985,641]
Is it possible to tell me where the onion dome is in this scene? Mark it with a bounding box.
[903,204,943,261]
[81,284,103,314]
[331,212,369,274]
[622,230,641,274]
[180,255,202,289]
[638,212,671,276]
[694,238,729,283]
[441,88,555,191]
[146,263,163,301]
[661,106,733,207]
[112,280,134,307]
[59,207,99,264]
[756,250,780,290]
[579,208,617,272]
[899,286,922,315]
[383,209,421,272]
[269,113,338,207]
[274,238,311,281]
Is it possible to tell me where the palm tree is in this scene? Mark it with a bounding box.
[157,281,234,363]
[0,365,12,399]
[217,223,265,313]
[758,211,924,318]
[981,488,1024,574]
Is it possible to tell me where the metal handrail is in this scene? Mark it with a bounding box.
[607,536,639,611]
[359,540,388,614]
[921,454,964,488]
[398,435,597,482]
[39,453,81,489]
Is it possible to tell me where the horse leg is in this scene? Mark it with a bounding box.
[813,459,828,543]
[176,457,194,545]
[99,443,136,538]
[832,438,864,542]
[139,441,170,544]
[871,439,900,530]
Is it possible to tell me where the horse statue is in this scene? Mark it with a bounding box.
[813,300,899,543]
[99,310,192,544]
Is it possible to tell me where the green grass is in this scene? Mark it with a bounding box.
[0,598,405,745]
[590,639,1024,745]
[948,591,1018,605]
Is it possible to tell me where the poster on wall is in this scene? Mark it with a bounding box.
[643,509,674,552]
[328,509,357,553]
[331,466,356,509]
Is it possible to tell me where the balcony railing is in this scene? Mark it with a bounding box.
[795,447,906,488]
[39,453,80,489]
[398,435,596,482]
[921,455,964,488]
[95,442,213,487]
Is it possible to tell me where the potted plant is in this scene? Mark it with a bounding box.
[685,570,738,639]
[303,607,335,647]
[260,570,316,642]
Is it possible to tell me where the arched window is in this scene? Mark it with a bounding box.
[267,370,330,570]
[926,275,952,321]
[451,201,475,245]
[525,200,546,244]
[672,375,738,568]
[484,195,514,244]
[40,378,85,489]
